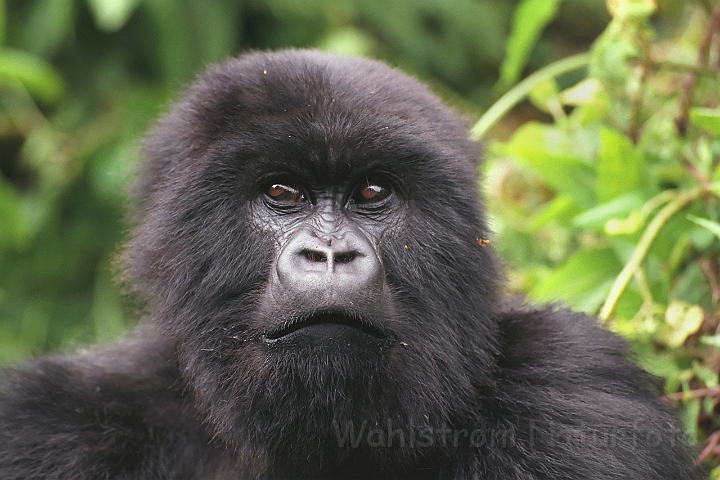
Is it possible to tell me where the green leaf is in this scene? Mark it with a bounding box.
[686,214,720,240]
[596,127,644,203]
[320,28,375,57]
[692,361,718,388]
[86,0,143,33]
[498,0,563,87]
[604,211,643,235]
[674,262,711,306]
[530,248,621,313]
[528,78,560,115]
[690,107,720,135]
[663,301,704,348]
[573,191,645,229]
[0,48,65,104]
[503,122,596,207]
[528,195,577,230]
[701,335,720,349]
[559,79,603,106]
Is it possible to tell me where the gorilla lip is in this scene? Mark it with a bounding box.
[262,311,386,343]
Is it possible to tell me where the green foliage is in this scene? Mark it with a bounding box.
[481,0,720,471]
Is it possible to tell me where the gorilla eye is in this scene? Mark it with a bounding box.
[353,180,390,205]
[267,183,305,203]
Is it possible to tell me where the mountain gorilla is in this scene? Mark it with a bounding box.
[0,50,699,479]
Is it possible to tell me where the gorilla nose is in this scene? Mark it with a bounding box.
[298,248,358,268]
[276,229,384,294]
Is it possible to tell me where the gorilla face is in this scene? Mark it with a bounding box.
[257,179,395,354]
[124,50,500,476]
[255,167,398,354]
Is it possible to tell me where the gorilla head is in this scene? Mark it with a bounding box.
[124,50,499,476]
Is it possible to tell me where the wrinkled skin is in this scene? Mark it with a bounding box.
[0,50,700,479]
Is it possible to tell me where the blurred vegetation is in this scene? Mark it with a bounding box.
[1,0,720,474]
[481,0,720,474]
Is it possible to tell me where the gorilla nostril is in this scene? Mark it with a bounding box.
[335,252,357,264]
[301,249,327,263]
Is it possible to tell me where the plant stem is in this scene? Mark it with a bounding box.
[675,4,720,136]
[599,188,711,321]
[470,53,591,141]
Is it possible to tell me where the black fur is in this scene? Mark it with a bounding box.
[0,50,698,479]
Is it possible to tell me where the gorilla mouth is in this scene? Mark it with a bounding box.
[263,311,386,342]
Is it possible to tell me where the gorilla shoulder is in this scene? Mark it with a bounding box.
[0,335,228,478]
[488,304,692,479]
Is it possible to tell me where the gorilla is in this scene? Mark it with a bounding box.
[0,50,699,479]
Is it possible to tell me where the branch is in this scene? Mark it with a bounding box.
[675,4,720,136]
[695,430,720,466]
[664,385,720,402]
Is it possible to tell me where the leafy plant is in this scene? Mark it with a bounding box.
[479,0,720,474]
